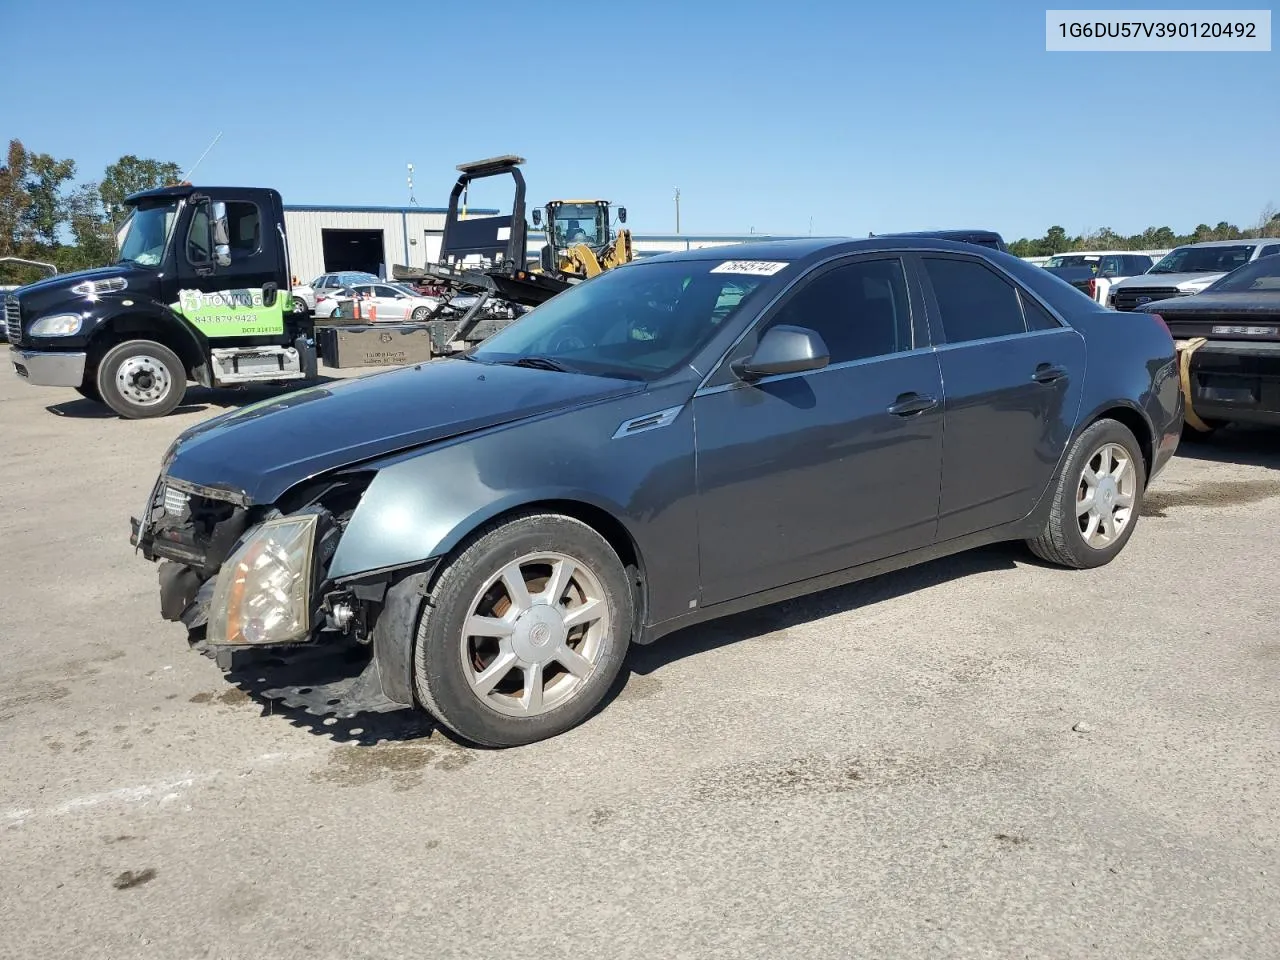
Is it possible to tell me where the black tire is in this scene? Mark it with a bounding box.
[1026,418,1147,570]
[411,306,430,322]
[96,339,187,419]
[413,511,635,748]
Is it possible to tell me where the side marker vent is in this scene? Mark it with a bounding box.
[612,405,684,439]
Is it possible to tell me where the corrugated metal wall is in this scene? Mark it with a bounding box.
[284,209,456,283]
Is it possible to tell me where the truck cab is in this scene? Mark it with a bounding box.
[6,184,318,418]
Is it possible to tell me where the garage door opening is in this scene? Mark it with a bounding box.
[322,229,386,276]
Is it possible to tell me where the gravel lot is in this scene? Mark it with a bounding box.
[1,365,1277,959]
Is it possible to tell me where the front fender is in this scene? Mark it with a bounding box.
[326,396,701,626]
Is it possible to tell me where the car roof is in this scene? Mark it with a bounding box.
[1175,239,1269,248]
[632,235,1018,266]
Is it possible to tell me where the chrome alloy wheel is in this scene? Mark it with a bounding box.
[116,354,173,406]
[460,552,611,718]
[1076,441,1137,549]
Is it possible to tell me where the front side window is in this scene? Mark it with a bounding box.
[470,259,780,380]
[923,256,1029,343]
[118,201,179,267]
[764,257,913,364]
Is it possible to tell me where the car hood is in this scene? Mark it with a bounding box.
[1112,271,1222,290]
[162,359,646,505]
[1135,291,1280,317]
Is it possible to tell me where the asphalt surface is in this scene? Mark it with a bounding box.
[1,364,1277,960]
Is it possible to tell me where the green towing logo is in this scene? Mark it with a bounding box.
[173,288,287,338]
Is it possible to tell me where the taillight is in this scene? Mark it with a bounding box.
[1088,278,1097,298]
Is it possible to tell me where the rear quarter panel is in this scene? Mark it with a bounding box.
[1014,261,1182,482]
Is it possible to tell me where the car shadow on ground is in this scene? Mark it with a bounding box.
[1174,423,1280,470]
[43,373,347,419]
[213,542,1028,750]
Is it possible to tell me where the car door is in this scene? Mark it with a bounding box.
[373,284,414,320]
[693,254,945,606]
[915,253,1086,542]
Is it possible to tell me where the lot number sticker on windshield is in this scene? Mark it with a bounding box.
[710,260,789,276]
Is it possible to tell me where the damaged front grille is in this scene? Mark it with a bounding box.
[134,477,249,576]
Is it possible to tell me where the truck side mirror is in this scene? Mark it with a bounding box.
[211,201,231,268]
[618,206,627,224]
[531,208,542,227]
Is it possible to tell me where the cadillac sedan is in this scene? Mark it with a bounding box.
[132,237,1182,747]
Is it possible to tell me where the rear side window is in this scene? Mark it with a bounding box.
[922,257,1028,343]
[1018,290,1061,330]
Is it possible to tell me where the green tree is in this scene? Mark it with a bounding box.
[23,152,76,247]
[99,155,183,224]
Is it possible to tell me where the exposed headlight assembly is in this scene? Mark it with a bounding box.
[29,313,84,336]
[207,514,318,645]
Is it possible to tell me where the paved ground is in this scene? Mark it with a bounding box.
[1,365,1277,960]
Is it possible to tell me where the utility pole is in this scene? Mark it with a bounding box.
[809,216,813,236]
[674,187,681,235]
[406,163,417,205]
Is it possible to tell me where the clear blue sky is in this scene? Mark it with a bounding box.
[4,0,1277,240]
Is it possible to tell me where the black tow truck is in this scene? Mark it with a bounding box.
[5,184,318,418]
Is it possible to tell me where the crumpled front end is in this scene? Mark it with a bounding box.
[129,470,420,715]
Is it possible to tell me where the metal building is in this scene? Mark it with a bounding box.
[283,204,500,284]
[282,202,806,284]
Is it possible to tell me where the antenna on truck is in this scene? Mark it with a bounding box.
[181,131,224,182]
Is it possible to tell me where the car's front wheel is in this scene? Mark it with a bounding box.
[1027,418,1147,569]
[413,512,635,747]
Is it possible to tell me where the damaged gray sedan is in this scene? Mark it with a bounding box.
[133,238,1182,747]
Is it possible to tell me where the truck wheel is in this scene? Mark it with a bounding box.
[1026,418,1146,570]
[96,340,187,419]
[413,512,635,748]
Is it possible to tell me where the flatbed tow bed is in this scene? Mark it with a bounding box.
[390,155,579,354]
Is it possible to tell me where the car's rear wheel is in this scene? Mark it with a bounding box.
[1027,418,1147,569]
[413,512,635,747]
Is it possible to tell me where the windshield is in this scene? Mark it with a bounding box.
[1149,244,1256,275]
[116,201,178,266]
[552,203,606,248]
[468,259,779,380]
[1204,254,1280,293]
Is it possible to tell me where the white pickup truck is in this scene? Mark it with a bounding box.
[1106,239,1280,311]
[1040,251,1156,304]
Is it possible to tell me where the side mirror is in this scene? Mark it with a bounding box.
[618,206,627,223]
[730,325,829,382]
[211,201,231,267]
[531,208,543,227]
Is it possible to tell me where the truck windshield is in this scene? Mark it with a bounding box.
[1149,245,1255,274]
[467,259,779,381]
[116,201,179,267]
[552,203,606,248]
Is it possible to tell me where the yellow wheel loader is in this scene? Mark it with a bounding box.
[531,199,634,281]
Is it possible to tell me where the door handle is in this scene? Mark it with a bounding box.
[1032,363,1067,383]
[887,392,939,417]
